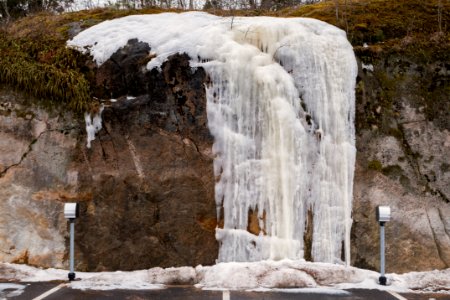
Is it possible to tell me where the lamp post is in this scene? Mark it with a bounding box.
[376,206,391,286]
[64,203,79,281]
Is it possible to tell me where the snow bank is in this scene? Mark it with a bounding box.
[148,266,197,285]
[0,263,67,282]
[1,261,449,293]
[196,261,316,289]
[394,269,450,293]
[195,260,368,290]
[70,270,163,291]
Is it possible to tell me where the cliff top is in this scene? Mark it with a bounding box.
[0,0,449,110]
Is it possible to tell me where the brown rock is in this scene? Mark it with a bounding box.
[0,49,218,271]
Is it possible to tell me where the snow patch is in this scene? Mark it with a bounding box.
[362,62,374,72]
[0,283,26,299]
[396,268,450,292]
[70,270,164,291]
[148,266,197,285]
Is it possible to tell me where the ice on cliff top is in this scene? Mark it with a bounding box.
[67,12,347,68]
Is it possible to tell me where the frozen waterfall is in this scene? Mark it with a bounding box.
[205,18,357,264]
[68,12,357,265]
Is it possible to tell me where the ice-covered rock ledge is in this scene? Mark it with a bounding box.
[1,261,449,293]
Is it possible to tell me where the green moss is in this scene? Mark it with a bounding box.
[374,71,395,106]
[0,8,167,112]
[14,109,35,119]
[285,0,450,46]
[382,165,403,178]
[355,80,365,94]
[0,43,91,111]
[368,160,383,171]
[387,127,403,140]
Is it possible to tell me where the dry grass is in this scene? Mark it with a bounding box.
[283,0,450,45]
[1,1,449,111]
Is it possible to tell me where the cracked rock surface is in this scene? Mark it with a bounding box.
[352,51,450,272]
[0,49,217,271]
[0,88,78,268]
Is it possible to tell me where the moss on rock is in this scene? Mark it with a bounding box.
[368,160,383,171]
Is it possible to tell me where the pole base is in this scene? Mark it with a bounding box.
[379,275,387,285]
[68,272,76,281]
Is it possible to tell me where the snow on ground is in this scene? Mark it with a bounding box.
[1,261,449,293]
[0,262,162,290]
[0,283,26,298]
[71,270,164,291]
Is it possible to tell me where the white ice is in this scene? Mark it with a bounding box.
[69,12,357,264]
[84,104,104,148]
[362,62,374,72]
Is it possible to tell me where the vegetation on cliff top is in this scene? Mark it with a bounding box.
[0,0,449,111]
[0,7,165,111]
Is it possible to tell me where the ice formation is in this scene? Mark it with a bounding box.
[84,105,104,148]
[69,12,357,264]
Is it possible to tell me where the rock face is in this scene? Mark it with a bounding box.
[0,39,449,273]
[0,90,75,267]
[0,45,218,271]
[74,49,217,271]
[351,48,450,272]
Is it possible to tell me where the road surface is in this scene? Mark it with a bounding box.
[1,282,449,300]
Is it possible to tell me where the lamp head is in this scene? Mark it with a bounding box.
[376,206,391,222]
[64,203,79,219]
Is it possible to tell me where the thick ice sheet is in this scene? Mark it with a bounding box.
[69,12,357,264]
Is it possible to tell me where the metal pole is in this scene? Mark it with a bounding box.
[379,222,386,285]
[69,219,76,281]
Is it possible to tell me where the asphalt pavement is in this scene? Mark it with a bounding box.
[1,282,450,300]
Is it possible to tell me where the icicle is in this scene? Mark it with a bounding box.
[84,105,104,148]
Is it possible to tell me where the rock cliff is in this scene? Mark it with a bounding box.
[352,46,450,272]
[0,48,218,271]
[0,28,449,274]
